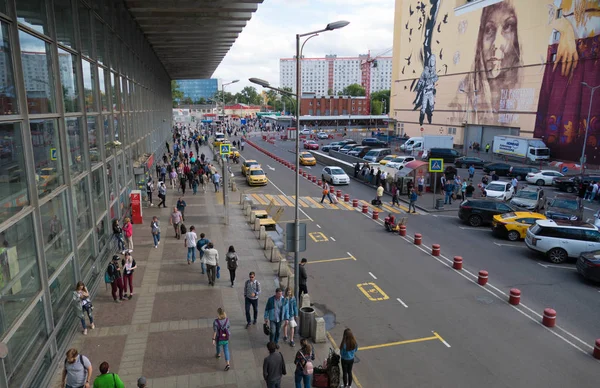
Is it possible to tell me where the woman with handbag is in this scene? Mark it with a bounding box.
[282,287,298,347]
[320,182,333,204]
[150,216,160,248]
[339,328,358,388]
[74,281,95,335]
[121,252,137,299]
[122,217,133,253]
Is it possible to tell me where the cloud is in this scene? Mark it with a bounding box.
[212,0,395,94]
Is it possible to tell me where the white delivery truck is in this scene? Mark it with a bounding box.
[492,135,550,162]
[400,135,454,152]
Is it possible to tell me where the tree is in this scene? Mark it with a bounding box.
[236,86,261,105]
[182,96,193,105]
[327,88,334,96]
[195,97,207,105]
[370,89,390,114]
[213,90,235,105]
[342,83,366,96]
[371,100,383,115]
[171,80,184,107]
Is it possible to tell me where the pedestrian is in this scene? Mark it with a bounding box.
[122,252,137,299]
[339,328,358,388]
[491,171,499,181]
[137,377,147,388]
[201,172,208,193]
[485,143,490,153]
[176,197,187,221]
[170,206,183,239]
[461,180,467,200]
[417,175,424,195]
[146,177,154,206]
[320,182,333,204]
[263,342,286,388]
[376,183,384,204]
[511,176,518,191]
[293,339,315,388]
[155,163,161,180]
[157,181,167,208]
[444,181,455,205]
[112,219,125,254]
[169,169,178,190]
[179,173,187,195]
[468,165,475,180]
[225,245,238,287]
[440,175,447,193]
[213,307,231,371]
[391,184,399,207]
[192,175,198,195]
[590,181,598,202]
[375,168,382,186]
[74,281,94,335]
[185,225,197,265]
[122,217,133,253]
[92,361,125,388]
[197,233,210,274]
[282,287,298,347]
[409,188,418,213]
[406,179,414,198]
[202,242,219,286]
[107,255,124,303]
[299,258,308,296]
[466,181,475,198]
[160,165,166,183]
[150,216,160,248]
[354,162,360,178]
[264,288,285,347]
[213,171,221,192]
[481,174,489,189]
[244,271,261,328]
[61,348,93,388]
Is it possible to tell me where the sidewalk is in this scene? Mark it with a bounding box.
[51,146,334,388]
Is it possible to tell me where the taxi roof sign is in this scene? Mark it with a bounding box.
[428,158,444,173]
[220,144,231,155]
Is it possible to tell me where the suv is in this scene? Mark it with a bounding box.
[458,199,515,227]
[545,194,583,221]
[426,148,461,163]
[361,138,388,147]
[321,142,341,152]
[348,146,372,158]
[509,187,546,212]
[553,174,600,193]
[363,148,392,163]
[525,220,600,263]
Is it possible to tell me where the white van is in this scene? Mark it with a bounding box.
[400,137,423,152]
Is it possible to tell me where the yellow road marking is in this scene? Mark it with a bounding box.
[307,256,356,264]
[381,203,402,214]
[336,200,355,211]
[320,200,340,210]
[326,332,364,388]
[279,195,294,206]
[359,335,439,351]
[309,232,329,242]
[216,193,223,205]
[265,194,283,206]
[304,196,324,209]
[276,219,312,223]
[357,282,389,301]
[290,196,309,208]
[251,193,268,205]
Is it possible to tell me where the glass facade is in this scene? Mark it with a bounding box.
[176,79,220,102]
[0,1,172,386]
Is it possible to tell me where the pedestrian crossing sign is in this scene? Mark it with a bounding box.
[429,158,443,172]
[220,144,231,155]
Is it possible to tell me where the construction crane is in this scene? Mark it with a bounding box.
[360,47,393,113]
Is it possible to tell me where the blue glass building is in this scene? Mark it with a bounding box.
[176,79,220,102]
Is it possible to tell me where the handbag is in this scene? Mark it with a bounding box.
[322,189,328,195]
[289,318,297,328]
[216,266,221,279]
[263,323,271,336]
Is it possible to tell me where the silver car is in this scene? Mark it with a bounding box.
[509,187,546,212]
[321,166,350,185]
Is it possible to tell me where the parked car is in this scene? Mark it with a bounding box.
[300,129,312,135]
[492,211,547,241]
[545,194,584,221]
[386,156,416,169]
[553,174,600,193]
[363,148,392,163]
[330,144,344,152]
[339,144,359,154]
[361,138,388,147]
[321,142,341,152]
[484,181,515,201]
[510,187,546,212]
[241,160,260,176]
[458,199,516,227]
[379,154,398,165]
[508,166,540,181]
[317,132,329,139]
[483,162,512,176]
[246,167,268,186]
[454,156,485,169]
[348,146,372,158]
[576,249,600,283]
[303,140,319,150]
[338,139,357,147]
[525,219,600,263]
[424,148,461,163]
[321,166,350,185]
[525,170,564,186]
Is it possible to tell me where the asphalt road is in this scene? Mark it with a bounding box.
[229,137,600,387]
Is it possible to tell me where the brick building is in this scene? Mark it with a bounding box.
[300,93,369,116]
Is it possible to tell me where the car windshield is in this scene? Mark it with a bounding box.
[245,162,258,167]
[501,212,517,219]
[250,170,264,176]
[486,183,505,191]
[515,191,537,199]
[549,199,578,210]
[301,153,312,158]
[330,168,345,175]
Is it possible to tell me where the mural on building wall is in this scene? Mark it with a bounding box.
[533,0,600,163]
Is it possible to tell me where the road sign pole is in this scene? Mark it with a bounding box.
[433,173,437,208]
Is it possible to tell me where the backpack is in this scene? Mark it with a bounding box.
[146,181,152,191]
[302,353,314,375]
[104,263,115,284]
[64,355,86,375]
[216,318,229,341]
[180,223,187,234]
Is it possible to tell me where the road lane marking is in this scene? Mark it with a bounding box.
[330,237,336,241]
[307,256,356,265]
[279,195,294,206]
[265,194,284,206]
[276,218,312,223]
[459,226,488,231]
[368,272,377,280]
[290,196,309,208]
[537,263,576,270]
[304,196,325,209]
[266,181,314,221]
[251,193,268,205]
[266,165,275,170]
[396,298,408,308]
[433,331,451,348]
[493,242,523,248]
[325,332,364,388]
[357,282,389,301]
[309,232,329,242]
[431,214,455,218]
[359,335,439,350]
[316,224,321,228]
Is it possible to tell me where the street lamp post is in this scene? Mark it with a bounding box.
[221,79,239,120]
[580,82,599,175]
[249,20,349,301]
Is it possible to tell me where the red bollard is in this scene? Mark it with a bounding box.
[542,308,556,327]
[312,176,317,183]
[594,339,600,360]
[478,270,488,286]
[306,174,311,180]
[362,204,368,213]
[453,256,463,270]
[414,233,422,245]
[352,199,359,207]
[399,225,406,236]
[317,179,322,186]
[299,169,303,175]
[372,210,379,220]
[329,186,335,194]
[302,172,307,178]
[509,288,521,305]
[431,244,441,256]
[336,190,342,198]
[344,194,350,202]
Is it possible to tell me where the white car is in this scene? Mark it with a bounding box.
[484,181,515,201]
[526,170,564,186]
[321,166,350,185]
[386,156,416,169]
[300,129,312,135]
[317,132,329,139]
[525,219,600,263]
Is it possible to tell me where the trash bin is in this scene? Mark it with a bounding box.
[299,306,315,338]
[435,198,444,210]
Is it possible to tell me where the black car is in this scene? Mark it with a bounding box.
[458,199,516,227]
[483,162,512,176]
[553,174,600,193]
[576,250,600,283]
[454,156,485,169]
[507,166,540,181]
[545,194,584,221]
[361,138,388,147]
[338,139,357,147]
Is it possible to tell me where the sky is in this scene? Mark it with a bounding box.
[212,0,396,94]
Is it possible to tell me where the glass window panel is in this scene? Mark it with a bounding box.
[4,299,47,387]
[103,114,113,156]
[41,192,73,277]
[30,119,64,198]
[0,0,6,15]
[16,0,49,35]
[117,153,124,191]
[50,258,75,325]
[95,215,108,252]
[82,59,95,112]
[124,147,131,184]
[106,32,113,70]
[78,4,92,58]
[28,350,53,388]
[109,201,118,227]
[58,48,80,113]
[113,113,120,144]
[95,19,105,65]
[54,0,75,49]
[87,116,100,165]
[0,123,29,223]
[91,167,106,217]
[65,117,85,176]
[73,176,92,242]
[78,234,94,280]
[19,31,56,114]
[98,67,108,112]
[111,72,119,111]
[121,114,128,147]
[0,22,18,115]
[106,158,115,200]
[0,214,41,338]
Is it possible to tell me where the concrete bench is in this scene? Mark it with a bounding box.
[259,218,277,231]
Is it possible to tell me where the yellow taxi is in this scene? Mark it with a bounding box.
[229,146,241,159]
[491,211,547,241]
[246,167,268,186]
[241,159,260,176]
[379,154,398,165]
[299,151,316,166]
[214,132,226,147]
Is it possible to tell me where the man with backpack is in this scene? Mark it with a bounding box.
[61,348,92,388]
[106,255,124,303]
[264,288,285,348]
[263,342,286,388]
[196,233,210,274]
[176,197,187,221]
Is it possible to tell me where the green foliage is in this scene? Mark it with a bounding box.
[371,100,383,115]
[342,83,366,96]
[171,80,184,107]
[195,97,207,105]
[327,88,334,96]
[370,89,390,114]
[182,97,193,105]
[214,90,235,105]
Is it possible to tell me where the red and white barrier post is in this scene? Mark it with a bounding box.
[542,308,556,327]
[509,289,521,305]
[478,270,488,286]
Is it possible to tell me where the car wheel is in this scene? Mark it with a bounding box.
[468,215,482,227]
[461,163,467,168]
[536,179,544,186]
[566,186,574,193]
[507,230,520,241]
[548,248,568,264]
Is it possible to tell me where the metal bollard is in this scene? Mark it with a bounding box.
[352,199,359,207]
[362,204,368,213]
[509,288,521,305]
[542,308,556,327]
[399,225,406,236]
[414,233,422,245]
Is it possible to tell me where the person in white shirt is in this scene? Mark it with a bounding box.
[185,225,198,265]
[202,242,220,286]
[511,177,518,190]
[591,182,599,202]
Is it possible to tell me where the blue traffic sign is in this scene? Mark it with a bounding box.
[220,144,231,155]
[429,158,444,173]
[561,166,568,173]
